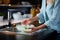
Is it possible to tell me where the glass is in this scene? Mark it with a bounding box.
[13,12,22,21]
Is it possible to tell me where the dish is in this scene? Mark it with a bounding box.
[24,29,32,33]
[16,24,34,32]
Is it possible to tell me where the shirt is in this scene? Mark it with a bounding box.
[37,0,60,33]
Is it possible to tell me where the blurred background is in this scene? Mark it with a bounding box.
[0,0,42,19]
[0,0,42,27]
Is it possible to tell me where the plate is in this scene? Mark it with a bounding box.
[16,24,34,32]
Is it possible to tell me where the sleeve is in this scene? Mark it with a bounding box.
[37,8,45,23]
[36,0,46,23]
[44,0,60,27]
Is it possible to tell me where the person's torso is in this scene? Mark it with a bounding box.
[43,0,60,33]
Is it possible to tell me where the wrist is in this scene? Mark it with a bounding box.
[37,24,46,29]
[28,18,33,23]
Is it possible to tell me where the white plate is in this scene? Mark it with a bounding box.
[16,24,34,32]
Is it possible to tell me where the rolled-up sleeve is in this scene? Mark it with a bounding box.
[37,8,45,23]
[36,0,46,23]
[44,0,60,27]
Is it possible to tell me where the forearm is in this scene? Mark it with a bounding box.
[36,24,47,30]
[29,16,39,23]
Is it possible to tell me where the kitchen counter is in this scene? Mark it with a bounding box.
[0,26,57,40]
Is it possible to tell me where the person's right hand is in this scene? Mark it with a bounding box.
[21,18,31,25]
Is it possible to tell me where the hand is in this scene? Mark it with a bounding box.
[30,27,38,33]
[21,18,31,25]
